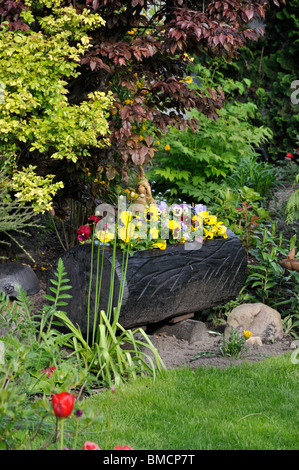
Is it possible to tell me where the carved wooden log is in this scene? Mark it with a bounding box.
[48,229,247,334]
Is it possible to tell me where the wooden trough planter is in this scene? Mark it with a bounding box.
[48,229,247,334]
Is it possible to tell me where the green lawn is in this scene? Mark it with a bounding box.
[49,352,298,451]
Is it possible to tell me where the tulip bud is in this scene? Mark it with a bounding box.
[52,392,76,418]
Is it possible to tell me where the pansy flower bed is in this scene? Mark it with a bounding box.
[77,200,227,253]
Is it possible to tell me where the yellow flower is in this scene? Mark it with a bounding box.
[185,76,193,84]
[169,219,181,238]
[216,224,228,238]
[203,227,214,239]
[119,210,133,226]
[151,240,167,250]
[164,144,170,151]
[204,214,218,225]
[244,331,252,339]
[94,178,98,182]
[149,226,159,239]
[146,205,160,222]
[169,220,180,231]
[192,214,203,229]
[97,231,115,243]
[118,222,137,243]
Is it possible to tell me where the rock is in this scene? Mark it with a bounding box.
[225,303,284,343]
[48,229,247,335]
[152,319,209,344]
[245,336,263,347]
[0,263,39,338]
[0,262,40,298]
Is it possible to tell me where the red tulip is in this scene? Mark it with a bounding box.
[52,392,75,418]
[82,441,100,450]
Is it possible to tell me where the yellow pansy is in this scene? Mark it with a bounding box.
[192,214,203,229]
[203,227,214,239]
[204,214,218,225]
[215,224,227,238]
[169,219,181,238]
[96,231,115,243]
[151,240,167,250]
[118,222,137,243]
[119,210,133,226]
[146,205,160,222]
[149,226,159,239]
[185,76,193,84]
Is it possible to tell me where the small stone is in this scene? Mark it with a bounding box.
[152,319,209,344]
[245,336,263,347]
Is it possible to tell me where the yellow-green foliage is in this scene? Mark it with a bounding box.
[10,165,64,213]
[0,0,113,213]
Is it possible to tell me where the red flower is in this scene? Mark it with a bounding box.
[82,441,100,450]
[41,366,56,378]
[114,445,133,450]
[88,215,101,226]
[286,152,293,160]
[52,392,75,418]
[77,225,91,241]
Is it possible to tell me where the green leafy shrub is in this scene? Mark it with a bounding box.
[245,223,299,318]
[210,185,270,260]
[225,155,279,201]
[0,1,113,211]
[148,64,272,204]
